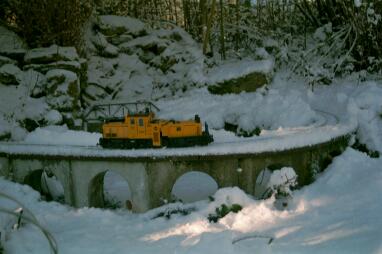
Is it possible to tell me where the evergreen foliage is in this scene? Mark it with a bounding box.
[207,203,242,223]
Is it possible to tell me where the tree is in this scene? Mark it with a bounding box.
[2,0,93,50]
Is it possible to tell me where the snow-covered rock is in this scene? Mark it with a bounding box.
[85,17,205,104]
[0,26,28,60]
[207,59,274,94]
[24,60,84,75]
[0,64,22,85]
[45,69,81,112]
[44,110,63,125]
[97,15,147,37]
[0,55,17,66]
[24,45,79,64]
[90,32,120,58]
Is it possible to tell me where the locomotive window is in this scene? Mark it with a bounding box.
[176,127,181,131]
[130,118,135,125]
[139,118,144,126]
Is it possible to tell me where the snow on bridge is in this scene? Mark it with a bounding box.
[0,120,355,160]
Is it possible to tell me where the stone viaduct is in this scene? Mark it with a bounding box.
[0,136,349,212]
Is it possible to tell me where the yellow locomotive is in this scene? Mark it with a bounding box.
[98,102,213,149]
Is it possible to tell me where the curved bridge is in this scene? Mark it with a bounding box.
[0,127,351,212]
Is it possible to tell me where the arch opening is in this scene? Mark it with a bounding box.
[24,169,64,202]
[171,171,218,203]
[89,170,132,210]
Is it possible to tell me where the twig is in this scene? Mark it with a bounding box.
[0,193,58,254]
[232,234,274,245]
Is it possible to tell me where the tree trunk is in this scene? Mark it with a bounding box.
[203,0,216,56]
[219,0,225,59]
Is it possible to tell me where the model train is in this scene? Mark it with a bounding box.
[98,102,213,149]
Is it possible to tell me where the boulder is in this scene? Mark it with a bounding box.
[0,64,22,85]
[0,26,28,61]
[45,69,80,112]
[0,55,17,66]
[208,59,274,95]
[119,35,168,55]
[110,33,133,45]
[24,61,82,75]
[24,45,79,64]
[97,15,147,37]
[91,32,119,58]
[208,72,269,94]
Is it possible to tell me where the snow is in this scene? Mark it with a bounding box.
[0,71,49,140]
[1,148,382,253]
[23,125,101,147]
[157,87,320,132]
[267,167,297,195]
[98,15,146,36]
[44,110,62,125]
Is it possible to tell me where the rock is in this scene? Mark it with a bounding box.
[208,72,269,94]
[207,59,274,95]
[45,69,80,112]
[151,55,178,73]
[44,110,63,125]
[97,15,147,37]
[119,35,167,55]
[263,38,279,54]
[46,69,79,95]
[0,55,17,66]
[110,33,133,45]
[0,26,28,61]
[0,64,22,85]
[24,45,79,64]
[82,83,108,105]
[91,32,119,58]
[24,61,82,75]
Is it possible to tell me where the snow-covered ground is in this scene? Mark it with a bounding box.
[1,147,381,254]
[1,71,382,253]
